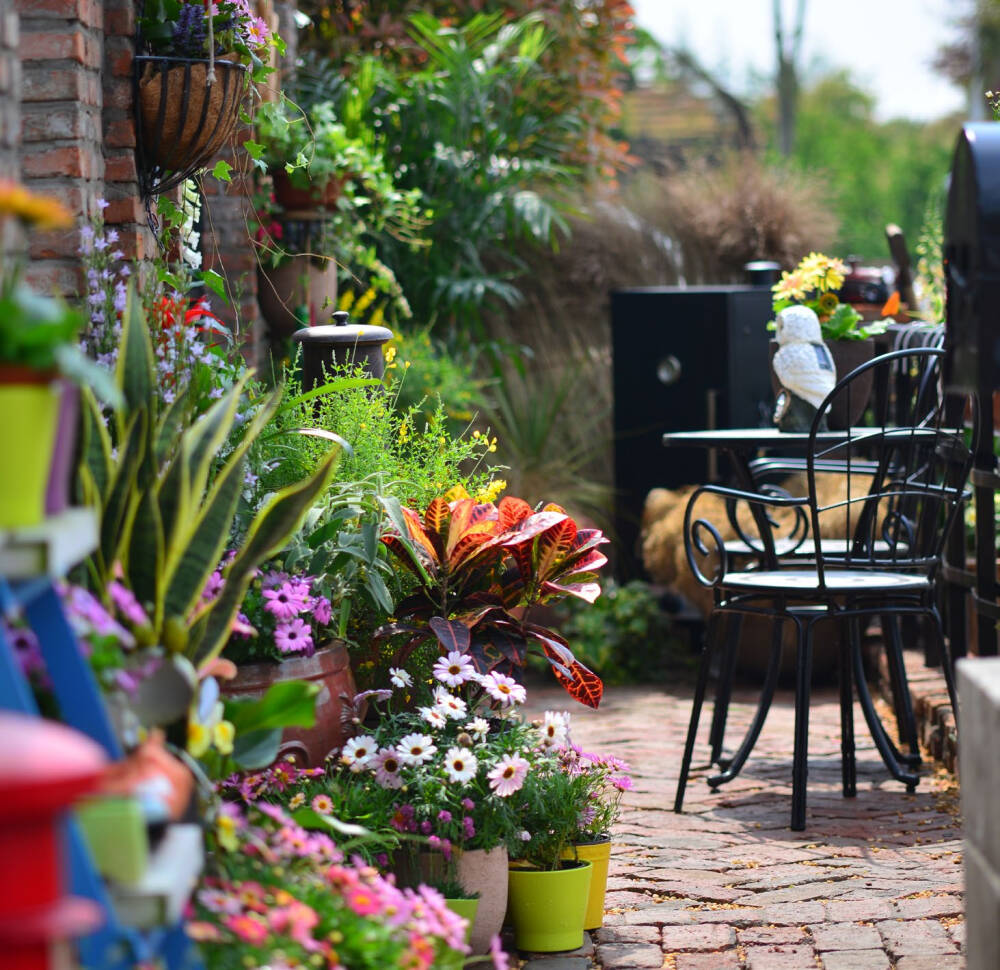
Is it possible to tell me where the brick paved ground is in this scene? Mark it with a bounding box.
[521,681,964,970]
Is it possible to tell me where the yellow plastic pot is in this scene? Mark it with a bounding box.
[506,859,592,952]
[562,837,611,929]
[0,379,60,528]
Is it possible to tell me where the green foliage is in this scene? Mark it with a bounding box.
[77,289,340,670]
[556,580,682,685]
[249,359,499,510]
[758,70,956,261]
[221,681,320,773]
[327,12,579,332]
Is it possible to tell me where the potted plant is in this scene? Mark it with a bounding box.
[135,1,278,187]
[558,733,633,931]
[768,251,889,428]
[0,182,119,527]
[251,98,426,338]
[506,743,594,952]
[375,489,609,708]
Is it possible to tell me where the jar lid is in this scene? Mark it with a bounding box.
[291,311,393,347]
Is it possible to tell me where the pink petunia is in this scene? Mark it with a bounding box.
[224,913,269,946]
[274,617,313,655]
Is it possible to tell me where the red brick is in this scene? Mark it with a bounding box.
[661,924,736,951]
[103,197,142,225]
[103,3,135,36]
[21,103,96,143]
[745,944,817,969]
[104,118,135,149]
[810,922,881,952]
[21,26,100,67]
[739,926,807,945]
[16,0,101,29]
[23,258,81,297]
[821,951,890,970]
[102,78,132,111]
[22,144,96,179]
[104,36,132,77]
[595,925,660,945]
[29,227,81,260]
[22,65,99,104]
[876,919,957,958]
[103,152,137,184]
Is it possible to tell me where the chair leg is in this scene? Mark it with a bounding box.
[791,616,813,831]
[674,611,723,814]
[928,607,959,733]
[709,613,742,766]
[839,617,856,798]
[850,619,919,791]
[707,616,783,789]
[881,613,921,762]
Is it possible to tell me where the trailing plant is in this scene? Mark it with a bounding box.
[76,287,339,672]
[375,489,609,707]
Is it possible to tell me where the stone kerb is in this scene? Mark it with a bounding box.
[957,656,1000,970]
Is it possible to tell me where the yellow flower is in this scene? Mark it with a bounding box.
[338,290,355,311]
[187,720,211,759]
[475,478,507,503]
[213,720,235,756]
[772,269,810,302]
[289,792,306,809]
[216,814,239,852]
[0,180,72,229]
[369,306,385,329]
[384,344,397,364]
[355,288,376,314]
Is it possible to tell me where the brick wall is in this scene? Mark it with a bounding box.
[0,6,19,180]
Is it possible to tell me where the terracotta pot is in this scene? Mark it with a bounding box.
[271,170,344,211]
[222,643,357,766]
[138,56,247,171]
[258,255,339,339]
[769,337,875,430]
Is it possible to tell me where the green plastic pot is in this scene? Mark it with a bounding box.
[0,374,61,528]
[437,898,478,969]
[562,836,611,930]
[506,859,592,952]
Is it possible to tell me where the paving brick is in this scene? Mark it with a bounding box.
[894,957,967,970]
[594,925,659,945]
[809,921,882,951]
[821,950,890,970]
[594,943,663,968]
[739,926,806,945]
[661,923,736,951]
[676,952,742,970]
[876,918,958,957]
[521,959,589,970]
[744,944,817,969]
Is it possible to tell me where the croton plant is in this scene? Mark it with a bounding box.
[375,490,608,708]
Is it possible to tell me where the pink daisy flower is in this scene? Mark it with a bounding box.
[263,582,306,620]
[487,754,529,797]
[433,650,476,688]
[373,747,404,789]
[480,671,526,708]
[274,617,313,655]
[313,595,332,626]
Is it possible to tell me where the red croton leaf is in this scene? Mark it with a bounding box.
[428,616,471,655]
[534,517,579,581]
[422,498,450,559]
[380,534,433,582]
[497,496,533,531]
[448,530,498,572]
[542,579,602,603]
[551,660,603,709]
[467,501,499,527]
[402,506,440,564]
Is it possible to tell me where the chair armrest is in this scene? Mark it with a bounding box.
[683,484,810,586]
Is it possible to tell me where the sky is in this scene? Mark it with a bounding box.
[629,0,970,122]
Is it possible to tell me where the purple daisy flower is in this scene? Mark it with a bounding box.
[274,617,313,655]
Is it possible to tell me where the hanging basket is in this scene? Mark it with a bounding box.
[134,55,248,196]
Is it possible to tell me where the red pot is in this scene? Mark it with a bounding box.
[222,642,358,767]
[271,170,344,212]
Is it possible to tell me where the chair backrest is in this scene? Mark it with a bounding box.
[805,346,977,586]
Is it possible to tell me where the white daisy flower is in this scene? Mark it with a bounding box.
[433,650,477,687]
[538,710,570,748]
[397,733,437,765]
[435,693,468,721]
[419,706,448,729]
[480,671,527,708]
[443,746,479,784]
[373,747,404,789]
[389,667,413,689]
[467,716,490,740]
[487,754,529,797]
[340,735,377,772]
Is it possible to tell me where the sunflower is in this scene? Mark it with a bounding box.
[817,291,840,316]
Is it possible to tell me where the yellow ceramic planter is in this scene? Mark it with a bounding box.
[562,838,611,930]
[0,380,60,528]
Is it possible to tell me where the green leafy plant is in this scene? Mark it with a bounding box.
[76,287,339,671]
[376,491,609,707]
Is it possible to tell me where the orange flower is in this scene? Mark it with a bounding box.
[0,179,72,229]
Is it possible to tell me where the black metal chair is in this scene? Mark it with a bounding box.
[707,338,947,774]
[673,347,976,830]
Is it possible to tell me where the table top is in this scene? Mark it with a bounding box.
[662,426,938,449]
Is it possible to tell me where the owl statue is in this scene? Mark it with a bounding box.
[772,305,836,431]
